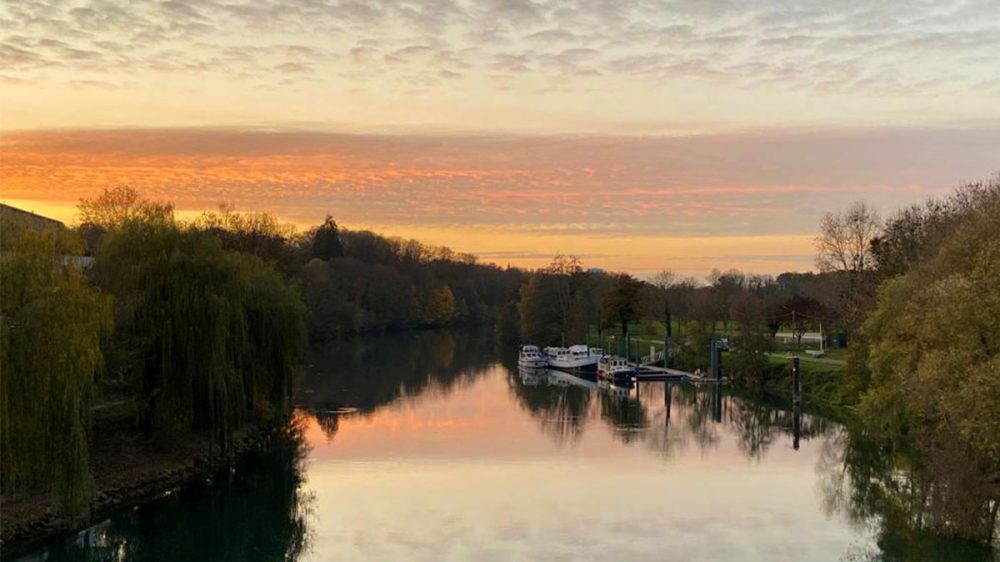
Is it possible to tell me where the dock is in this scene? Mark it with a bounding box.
[631,364,725,383]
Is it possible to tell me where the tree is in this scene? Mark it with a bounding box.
[707,268,746,333]
[77,186,174,230]
[423,285,456,326]
[299,259,362,339]
[518,274,563,345]
[645,270,679,364]
[858,185,1000,473]
[195,204,297,269]
[495,301,521,348]
[1,220,112,516]
[814,201,882,332]
[871,176,999,279]
[93,219,304,449]
[547,254,583,346]
[815,201,881,274]
[602,274,643,354]
[773,295,827,347]
[726,292,774,388]
[312,214,343,261]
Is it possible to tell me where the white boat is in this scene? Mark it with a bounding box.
[597,355,636,379]
[518,345,547,369]
[544,345,601,371]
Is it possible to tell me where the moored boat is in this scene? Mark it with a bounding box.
[597,355,636,380]
[544,345,601,371]
[518,345,547,369]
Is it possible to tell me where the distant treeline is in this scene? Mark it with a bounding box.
[299,220,525,340]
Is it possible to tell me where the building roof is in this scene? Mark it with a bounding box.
[0,203,66,231]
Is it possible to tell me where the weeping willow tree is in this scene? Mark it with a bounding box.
[0,218,112,516]
[93,215,304,450]
[234,254,306,420]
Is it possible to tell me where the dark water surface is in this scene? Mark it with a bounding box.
[16,330,998,561]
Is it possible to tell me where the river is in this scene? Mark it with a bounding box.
[17,330,998,561]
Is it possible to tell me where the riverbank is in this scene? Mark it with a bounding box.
[0,415,283,556]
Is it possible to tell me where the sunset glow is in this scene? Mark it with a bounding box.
[2,1,999,275]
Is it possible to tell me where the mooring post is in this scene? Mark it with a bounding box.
[792,356,801,405]
[664,382,672,421]
[711,383,722,422]
[717,343,723,380]
[664,334,670,369]
[664,308,672,369]
[709,340,716,378]
[793,403,801,451]
[710,340,723,380]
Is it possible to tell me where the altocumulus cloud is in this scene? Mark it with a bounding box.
[2,0,999,132]
[2,125,997,237]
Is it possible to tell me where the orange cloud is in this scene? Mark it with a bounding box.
[2,127,994,275]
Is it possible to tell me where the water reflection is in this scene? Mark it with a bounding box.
[506,369,593,446]
[296,330,494,441]
[506,367,833,462]
[28,422,312,562]
[504,364,997,560]
[818,425,999,562]
[20,331,998,561]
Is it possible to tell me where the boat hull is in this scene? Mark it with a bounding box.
[546,357,598,372]
[597,368,636,381]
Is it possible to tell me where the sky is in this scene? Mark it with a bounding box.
[2,0,999,276]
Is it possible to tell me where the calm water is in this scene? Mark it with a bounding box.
[18,330,998,561]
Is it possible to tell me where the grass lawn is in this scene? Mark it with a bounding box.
[767,354,845,374]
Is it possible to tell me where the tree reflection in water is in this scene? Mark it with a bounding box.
[25,332,999,561]
[505,369,593,446]
[297,330,494,441]
[508,373,838,460]
[38,420,314,562]
[509,364,998,559]
[597,380,649,445]
[818,424,999,562]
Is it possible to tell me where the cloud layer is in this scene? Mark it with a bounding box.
[2,126,997,275]
[3,0,999,131]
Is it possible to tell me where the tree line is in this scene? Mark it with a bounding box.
[299,217,525,340]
